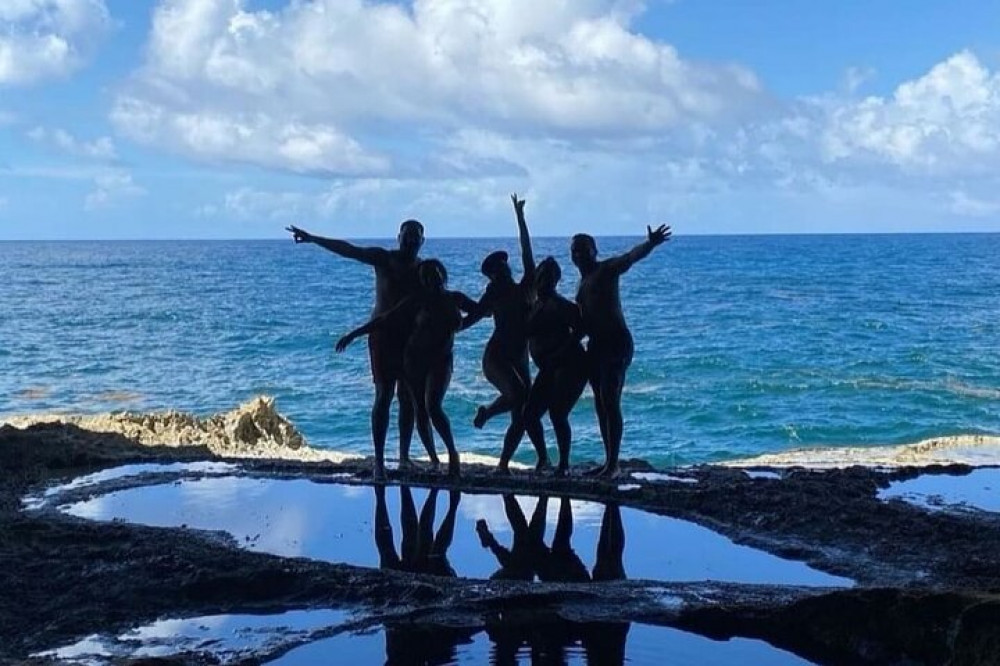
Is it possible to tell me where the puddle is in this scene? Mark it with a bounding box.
[38,609,349,664]
[22,461,239,510]
[631,473,698,484]
[271,620,816,666]
[744,470,783,480]
[41,613,815,665]
[879,468,1000,513]
[59,477,850,587]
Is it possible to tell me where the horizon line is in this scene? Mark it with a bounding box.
[2,230,1000,242]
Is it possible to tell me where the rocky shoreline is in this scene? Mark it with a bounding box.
[2,401,999,664]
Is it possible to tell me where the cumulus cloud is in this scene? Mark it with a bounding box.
[85,170,146,210]
[112,0,763,176]
[111,98,389,175]
[0,0,112,85]
[27,126,117,160]
[820,52,1000,173]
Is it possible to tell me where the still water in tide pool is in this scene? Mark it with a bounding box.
[62,476,850,587]
[3,235,999,466]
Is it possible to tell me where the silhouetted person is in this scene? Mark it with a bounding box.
[475,494,549,581]
[463,195,547,473]
[592,503,626,582]
[523,256,589,475]
[570,226,671,477]
[373,485,461,576]
[338,260,471,476]
[287,220,425,479]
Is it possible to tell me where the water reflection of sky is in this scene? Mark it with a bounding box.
[43,614,817,665]
[272,621,817,666]
[40,609,349,663]
[63,477,850,586]
[879,468,1000,513]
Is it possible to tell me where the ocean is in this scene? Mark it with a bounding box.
[1,234,998,467]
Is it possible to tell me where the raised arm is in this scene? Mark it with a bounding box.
[511,194,535,283]
[286,225,388,267]
[606,224,672,275]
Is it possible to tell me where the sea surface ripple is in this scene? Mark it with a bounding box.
[2,234,998,466]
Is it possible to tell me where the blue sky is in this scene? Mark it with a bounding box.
[2,0,1000,240]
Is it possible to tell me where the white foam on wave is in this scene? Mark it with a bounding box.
[721,434,1000,469]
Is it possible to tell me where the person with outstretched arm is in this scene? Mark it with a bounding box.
[336,259,470,477]
[287,220,425,480]
[570,225,671,478]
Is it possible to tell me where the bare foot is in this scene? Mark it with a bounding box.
[597,464,622,479]
[372,463,386,482]
[554,465,569,477]
[398,458,413,471]
[535,459,552,474]
[448,462,461,478]
[473,406,488,429]
[493,464,511,476]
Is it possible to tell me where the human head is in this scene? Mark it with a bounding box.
[570,233,598,270]
[480,250,511,281]
[535,256,561,295]
[398,219,425,258]
[418,258,447,291]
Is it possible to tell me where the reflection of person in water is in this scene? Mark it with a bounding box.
[571,226,671,478]
[373,485,460,576]
[538,497,590,583]
[287,220,425,479]
[462,195,547,474]
[475,496,625,586]
[592,502,626,582]
[338,260,474,476]
[475,494,549,581]
[487,618,630,666]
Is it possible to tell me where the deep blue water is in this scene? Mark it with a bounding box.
[1,235,999,466]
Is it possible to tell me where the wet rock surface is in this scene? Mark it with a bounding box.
[2,422,999,665]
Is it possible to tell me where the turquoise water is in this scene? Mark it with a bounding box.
[2,235,999,466]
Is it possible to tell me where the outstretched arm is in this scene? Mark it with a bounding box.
[458,286,495,331]
[335,297,412,351]
[606,224,671,275]
[511,194,535,283]
[286,225,388,267]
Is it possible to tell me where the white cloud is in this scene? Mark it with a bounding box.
[0,0,112,85]
[820,51,1000,173]
[27,126,117,160]
[112,0,763,176]
[111,98,390,175]
[85,170,146,210]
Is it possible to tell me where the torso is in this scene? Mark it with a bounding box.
[372,251,420,317]
[405,291,462,365]
[576,261,631,350]
[485,279,531,358]
[528,294,583,368]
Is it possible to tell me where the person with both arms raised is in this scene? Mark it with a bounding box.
[571,224,671,478]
